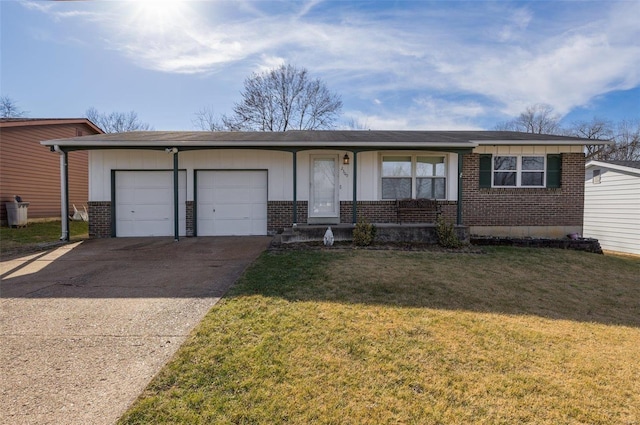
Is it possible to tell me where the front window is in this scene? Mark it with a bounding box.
[382,155,446,199]
[493,156,545,187]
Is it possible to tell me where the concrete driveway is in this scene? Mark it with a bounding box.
[0,236,271,425]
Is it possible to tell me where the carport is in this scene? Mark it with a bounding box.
[41,130,476,241]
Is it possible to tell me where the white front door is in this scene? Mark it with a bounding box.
[197,170,268,236]
[309,155,340,224]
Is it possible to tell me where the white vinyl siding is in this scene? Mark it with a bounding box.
[584,165,640,256]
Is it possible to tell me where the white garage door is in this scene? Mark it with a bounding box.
[197,171,267,236]
[115,171,186,237]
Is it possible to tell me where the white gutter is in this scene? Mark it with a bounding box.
[473,139,613,146]
[42,140,478,149]
[53,145,69,241]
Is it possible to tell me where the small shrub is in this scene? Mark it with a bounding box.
[352,218,376,247]
[435,215,463,248]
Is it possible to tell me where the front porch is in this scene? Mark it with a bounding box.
[276,223,470,245]
[268,199,459,235]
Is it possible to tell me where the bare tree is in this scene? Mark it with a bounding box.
[494,103,562,134]
[605,119,640,161]
[567,117,614,159]
[0,96,27,118]
[86,107,152,133]
[225,64,342,131]
[567,117,639,161]
[342,117,371,130]
[192,106,225,131]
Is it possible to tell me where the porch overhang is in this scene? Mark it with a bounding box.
[41,130,600,239]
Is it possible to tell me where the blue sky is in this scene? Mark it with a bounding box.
[1,0,639,131]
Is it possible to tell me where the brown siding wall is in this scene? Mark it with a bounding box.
[462,153,585,227]
[0,123,98,224]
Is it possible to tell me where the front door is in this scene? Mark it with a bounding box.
[309,155,340,224]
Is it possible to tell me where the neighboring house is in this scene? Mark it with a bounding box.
[584,160,640,256]
[41,130,597,240]
[0,118,104,225]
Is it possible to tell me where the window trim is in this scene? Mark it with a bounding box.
[491,155,546,188]
[380,154,447,200]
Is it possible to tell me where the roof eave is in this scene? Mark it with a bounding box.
[474,139,612,146]
[585,160,640,175]
[1,118,104,134]
[41,139,478,150]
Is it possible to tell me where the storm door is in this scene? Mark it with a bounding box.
[309,155,340,224]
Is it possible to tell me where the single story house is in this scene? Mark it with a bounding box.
[0,118,104,225]
[584,160,640,256]
[41,130,597,241]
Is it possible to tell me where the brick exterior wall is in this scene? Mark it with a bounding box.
[340,201,397,223]
[88,201,111,238]
[186,201,194,237]
[462,153,585,227]
[268,201,309,233]
[268,200,457,233]
[394,201,457,224]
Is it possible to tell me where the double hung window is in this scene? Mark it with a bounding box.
[493,156,545,187]
[479,154,561,188]
[381,155,446,199]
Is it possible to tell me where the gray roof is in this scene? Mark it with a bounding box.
[40,130,603,151]
[605,160,640,170]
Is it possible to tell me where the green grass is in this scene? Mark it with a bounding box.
[119,247,640,425]
[0,220,88,252]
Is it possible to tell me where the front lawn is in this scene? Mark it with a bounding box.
[0,220,88,254]
[120,247,640,425]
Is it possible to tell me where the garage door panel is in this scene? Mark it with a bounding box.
[197,171,267,236]
[133,172,171,187]
[215,204,252,219]
[251,204,268,219]
[115,171,186,237]
[214,188,244,204]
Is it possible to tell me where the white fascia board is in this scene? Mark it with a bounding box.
[42,139,478,149]
[585,160,640,175]
[473,139,612,146]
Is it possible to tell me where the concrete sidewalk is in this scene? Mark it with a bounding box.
[0,236,271,425]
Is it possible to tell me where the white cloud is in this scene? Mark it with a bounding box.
[346,97,486,131]
[24,0,640,128]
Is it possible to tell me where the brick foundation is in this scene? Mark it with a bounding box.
[88,201,111,238]
[186,201,194,237]
[340,201,397,223]
[267,201,309,233]
[268,200,456,234]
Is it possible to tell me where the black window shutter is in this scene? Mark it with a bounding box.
[479,154,492,188]
[547,154,562,188]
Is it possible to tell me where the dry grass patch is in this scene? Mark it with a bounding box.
[119,248,640,425]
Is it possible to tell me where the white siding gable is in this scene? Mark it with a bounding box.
[584,162,640,256]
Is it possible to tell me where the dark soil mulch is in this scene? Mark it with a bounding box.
[269,239,486,254]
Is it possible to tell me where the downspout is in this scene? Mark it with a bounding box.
[457,153,463,226]
[292,151,297,225]
[53,145,69,241]
[173,148,179,241]
[352,151,358,224]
